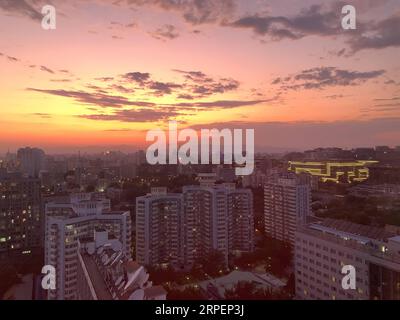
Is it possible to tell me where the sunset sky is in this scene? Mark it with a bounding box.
[0,0,399,153]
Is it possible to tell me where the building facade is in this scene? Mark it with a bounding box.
[227,186,254,254]
[17,147,46,178]
[295,218,400,300]
[288,160,378,184]
[264,174,311,245]
[136,187,184,268]
[0,172,42,261]
[45,192,131,300]
[136,183,254,270]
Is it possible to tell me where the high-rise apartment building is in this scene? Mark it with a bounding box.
[264,173,311,245]
[45,192,131,300]
[17,147,46,178]
[0,172,42,261]
[183,184,230,266]
[295,218,400,300]
[136,187,184,268]
[136,183,254,270]
[227,185,254,254]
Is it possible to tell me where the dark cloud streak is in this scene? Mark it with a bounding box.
[150,24,179,41]
[273,67,385,91]
[0,0,42,21]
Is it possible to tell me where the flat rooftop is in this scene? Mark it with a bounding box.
[315,218,394,241]
[80,254,113,300]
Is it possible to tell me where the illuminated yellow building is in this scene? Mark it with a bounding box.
[288,160,379,184]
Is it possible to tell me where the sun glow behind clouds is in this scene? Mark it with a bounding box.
[0,0,399,152]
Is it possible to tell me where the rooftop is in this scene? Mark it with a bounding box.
[316,218,394,241]
[80,253,113,300]
[78,232,165,301]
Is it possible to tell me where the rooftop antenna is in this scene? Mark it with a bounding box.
[77,150,82,186]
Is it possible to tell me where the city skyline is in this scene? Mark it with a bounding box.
[1,1,400,303]
[1,139,400,300]
[1,0,399,153]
